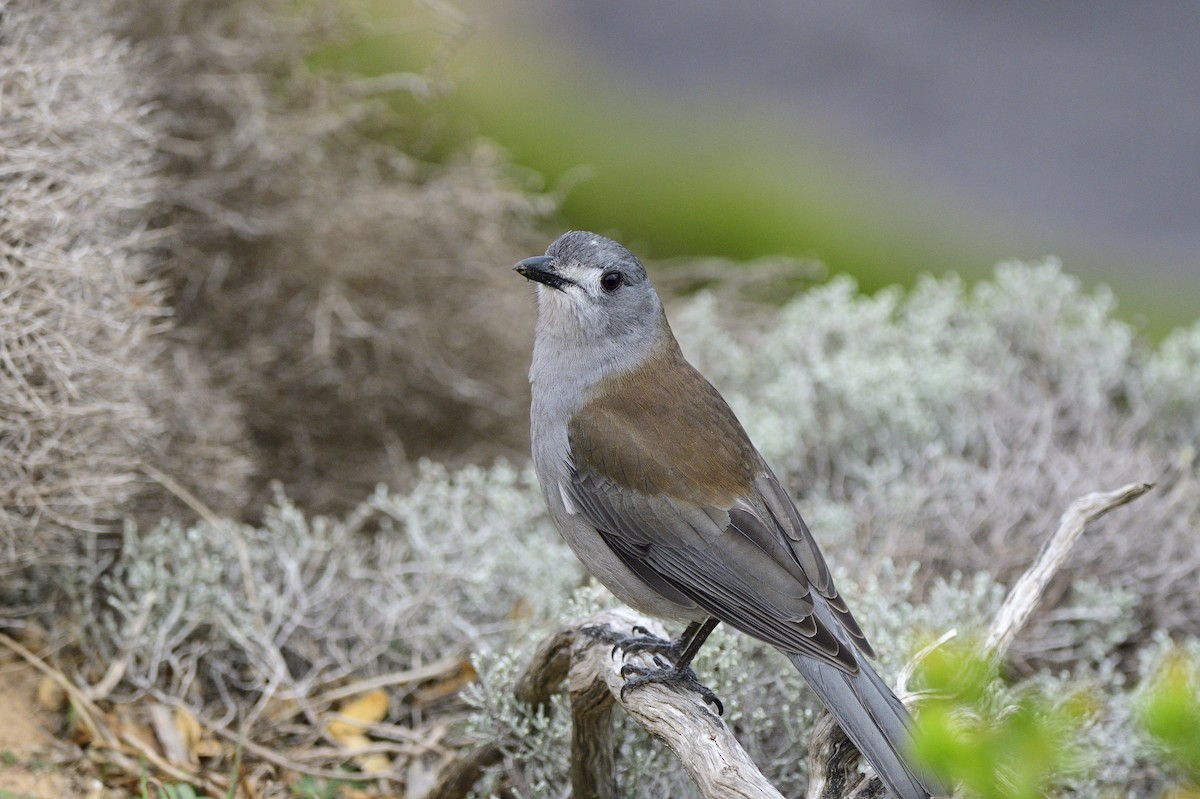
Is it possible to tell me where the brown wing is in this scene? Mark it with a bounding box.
[569,348,759,507]
[567,343,873,668]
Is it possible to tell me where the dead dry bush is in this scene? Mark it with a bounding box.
[0,0,252,602]
[124,0,550,513]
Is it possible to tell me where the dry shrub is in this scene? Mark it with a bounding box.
[0,0,252,601]
[125,0,549,512]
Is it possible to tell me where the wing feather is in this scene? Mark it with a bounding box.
[567,464,860,671]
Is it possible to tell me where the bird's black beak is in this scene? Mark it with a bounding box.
[514,255,575,291]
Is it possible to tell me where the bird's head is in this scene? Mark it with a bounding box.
[515,231,669,368]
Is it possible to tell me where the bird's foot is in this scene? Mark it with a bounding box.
[580,624,684,660]
[619,659,724,715]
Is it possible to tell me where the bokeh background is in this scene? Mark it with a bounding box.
[4,1,1200,796]
[330,0,1199,331]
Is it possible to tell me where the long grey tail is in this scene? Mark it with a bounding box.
[788,653,946,799]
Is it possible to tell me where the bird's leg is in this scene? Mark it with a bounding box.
[613,617,724,714]
[666,616,720,672]
[579,619,724,711]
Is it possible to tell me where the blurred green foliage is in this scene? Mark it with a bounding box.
[1142,650,1200,789]
[309,12,987,292]
[911,640,1090,799]
[913,642,1200,799]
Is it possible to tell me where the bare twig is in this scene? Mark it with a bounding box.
[895,628,959,701]
[0,633,231,794]
[85,590,158,702]
[115,726,216,792]
[512,625,574,711]
[139,687,402,784]
[0,632,112,746]
[984,481,1153,659]
[209,722,395,782]
[142,464,259,613]
[425,743,503,799]
[806,481,1154,797]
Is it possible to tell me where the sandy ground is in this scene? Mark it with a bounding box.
[0,659,92,798]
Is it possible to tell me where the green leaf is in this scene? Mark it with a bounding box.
[910,640,1087,799]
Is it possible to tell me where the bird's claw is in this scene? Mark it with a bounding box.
[580,624,627,651]
[581,624,723,713]
[618,662,724,715]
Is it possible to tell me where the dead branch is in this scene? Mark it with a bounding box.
[513,625,575,711]
[983,481,1153,659]
[507,609,784,799]
[0,632,112,747]
[806,710,889,799]
[804,481,1153,799]
[311,656,468,708]
[424,743,502,799]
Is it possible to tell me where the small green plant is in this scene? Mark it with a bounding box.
[911,641,1089,799]
[1141,649,1200,788]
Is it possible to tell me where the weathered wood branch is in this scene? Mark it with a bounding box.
[583,610,788,799]
[423,743,502,799]
[806,708,890,799]
[429,481,1152,799]
[568,640,620,799]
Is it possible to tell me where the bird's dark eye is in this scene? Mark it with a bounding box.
[600,271,623,292]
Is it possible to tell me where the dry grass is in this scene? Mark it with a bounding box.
[0,0,252,601]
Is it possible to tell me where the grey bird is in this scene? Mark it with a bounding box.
[515,231,944,799]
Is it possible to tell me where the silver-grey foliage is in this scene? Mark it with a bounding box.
[674,262,1199,644]
[462,263,1199,798]
[53,261,1199,796]
[70,462,577,719]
